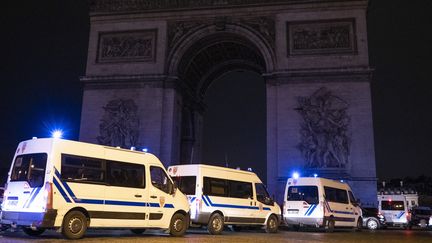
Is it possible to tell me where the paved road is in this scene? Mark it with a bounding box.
[1,227,432,243]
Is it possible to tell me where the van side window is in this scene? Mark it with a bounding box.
[229,181,253,199]
[324,186,348,204]
[11,153,47,188]
[348,191,357,204]
[150,166,173,194]
[256,183,273,205]
[61,155,104,183]
[107,160,145,188]
[287,186,318,204]
[172,176,196,195]
[203,177,228,197]
[381,200,405,210]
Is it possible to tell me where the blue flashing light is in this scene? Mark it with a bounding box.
[313,173,318,178]
[51,130,63,139]
[340,179,344,183]
[292,172,300,179]
[142,148,148,153]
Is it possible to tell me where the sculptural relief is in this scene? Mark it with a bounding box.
[97,99,140,148]
[296,87,351,169]
[287,19,356,55]
[97,30,156,63]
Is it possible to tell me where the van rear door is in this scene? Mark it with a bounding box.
[3,153,48,213]
[285,185,320,218]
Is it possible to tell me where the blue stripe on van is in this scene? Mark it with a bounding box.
[397,212,405,219]
[201,195,210,206]
[26,186,42,208]
[304,205,312,216]
[22,188,36,207]
[7,196,18,200]
[54,168,77,201]
[105,200,147,207]
[307,204,317,216]
[164,204,175,208]
[53,178,72,203]
[204,195,271,211]
[75,198,105,205]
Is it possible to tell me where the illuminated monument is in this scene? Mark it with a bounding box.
[80,0,377,205]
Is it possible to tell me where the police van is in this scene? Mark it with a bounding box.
[167,164,281,234]
[0,138,190,239]
[378,195,408,227]
[283,176,362,232]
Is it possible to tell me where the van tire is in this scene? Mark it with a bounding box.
[61,210,87,240]
[355,217,363,232]
[169,213,188,237]
[131,229,146,234]
[325,218,335,233]
[366,218,379,230]
[208,213,224,235]
[265,215,279,233]
[23,227,45,236]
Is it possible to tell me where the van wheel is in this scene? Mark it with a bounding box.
[208,213,224,235]
[23,227,45,236]
[325,218,335,233]
[366,218,379,230]
[169,213,188,237]
[354,217,363,232]
[62,210,87,240]
[265,215,279,233]
[131,229,146,234]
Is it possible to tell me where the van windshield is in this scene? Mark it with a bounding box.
[172,176,196,195]
[11,153,47,188]
[381,200,405,211]
[287,186,319,204]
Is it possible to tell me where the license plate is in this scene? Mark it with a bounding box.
[8,200,18,206]
[287,210,299,214]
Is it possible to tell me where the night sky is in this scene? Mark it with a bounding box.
[1,1,431,183]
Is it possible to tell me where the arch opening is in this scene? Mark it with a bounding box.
[177,33,267,176]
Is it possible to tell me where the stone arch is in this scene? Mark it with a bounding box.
[167,23,272,164]
[167,23,275,77]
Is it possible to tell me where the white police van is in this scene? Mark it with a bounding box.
[283,176,362,232]
[378,195,408,227]
[0,138,190,239]
[167,164,281,234]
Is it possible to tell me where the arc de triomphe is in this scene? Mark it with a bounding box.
[80,0,377,205]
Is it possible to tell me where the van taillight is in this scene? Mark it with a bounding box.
[45,182,53,210]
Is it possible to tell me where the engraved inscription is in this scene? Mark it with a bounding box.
[97,30,156,63]
[287,19,356,55]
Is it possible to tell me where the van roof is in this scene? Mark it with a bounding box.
[170,164,257,176]
[20,138,158,158]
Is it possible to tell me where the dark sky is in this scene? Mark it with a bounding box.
[1,0,431,182]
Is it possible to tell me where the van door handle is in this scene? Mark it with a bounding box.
[135,194,142,198]
[150,195,157,199]
[250,201,253,206]
[346,207,349,210]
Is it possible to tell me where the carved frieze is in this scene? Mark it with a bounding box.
[287,19,357,56]
[89,0,298,12]
[168,21,206,48]
[296,87,351,169]
[97,30,157,63]
[167,16,275,51]
[97,99,140,148]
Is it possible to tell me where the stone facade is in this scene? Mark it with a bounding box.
[81,0,377,205]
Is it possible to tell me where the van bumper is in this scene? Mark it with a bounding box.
[0,209,57,228]
[284,216,323,227]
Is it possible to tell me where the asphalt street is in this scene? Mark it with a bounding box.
[1,227,432,243]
